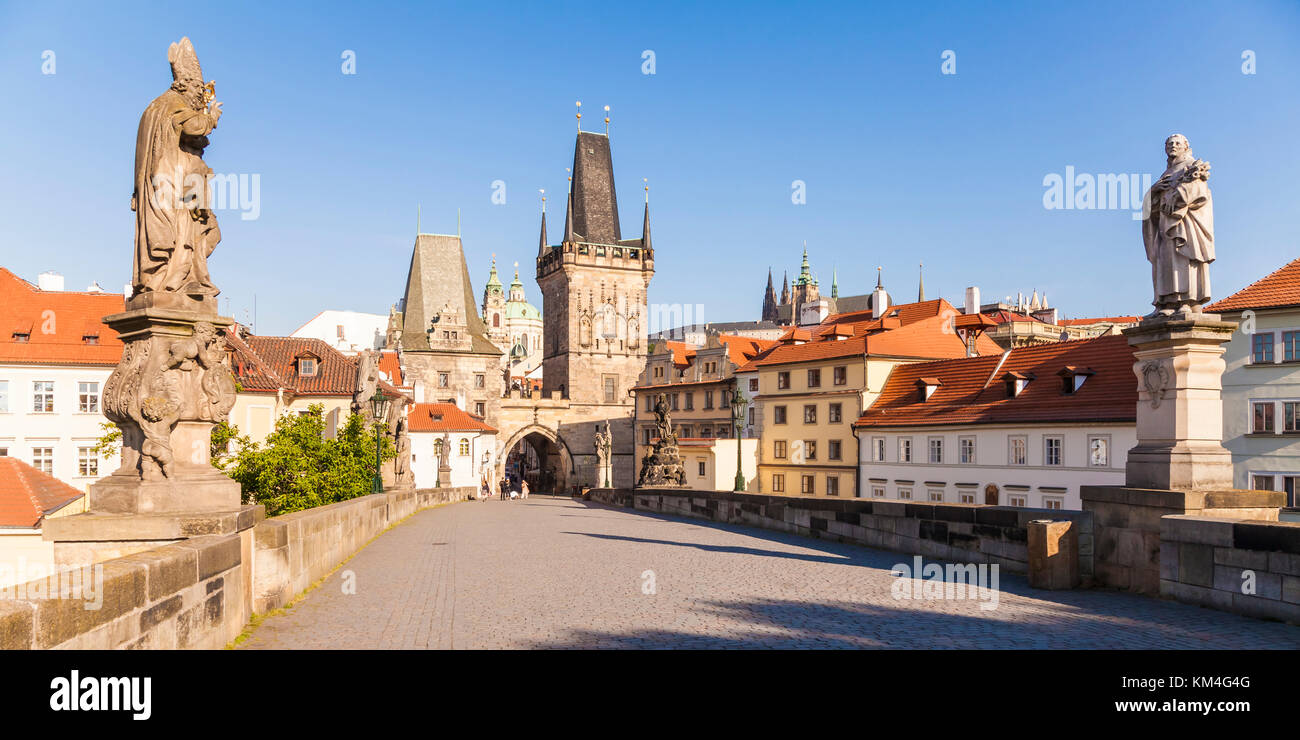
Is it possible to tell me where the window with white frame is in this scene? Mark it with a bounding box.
[928,437,943,464]
[78,447,98,477]
[872,437,886,462]
[1253,402,1275,434]
[1286,402,1300,433]
[1284,331,1300,362]
[32,447,53,474]
[32,381,54,412]
[958,489,975,504]
[1252,333,1274,364]
[899,438,912,463]
[928,488,944,502]
[1252,474,1275,490]
[1044,436,1063,466]
[801,474,815,495]
[698,459,706,476]
[0,380,8,412]
[1043,497,1064,510]
[871,486,885,498]
[78,382,99,413]
[826,476,840,496]
[1009,435,1027,465]
[959,436,975,464]
[897,487,912,500]
[1008,493,1027,507]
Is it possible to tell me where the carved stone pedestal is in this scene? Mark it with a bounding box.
[1123,315,1237,491]
[44,303,250,564]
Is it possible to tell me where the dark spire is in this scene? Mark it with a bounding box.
[780,271,790,305]
[565,131,621,244]
[640,200,652,252]
[537,210,548,255]
[762,268,779,322]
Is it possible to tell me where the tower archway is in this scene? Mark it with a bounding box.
[498,424,574,495]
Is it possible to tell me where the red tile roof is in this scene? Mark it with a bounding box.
[0,457,85,528]
[1058,316,1140,327]
[0,267,125,366]
[717,334,779,366]
[407,402,497,433]
[224,329,404,401]
[854,334,1137,429]
[1206,257,1300,313]
[378,350,404,387]
[662,340,697,367]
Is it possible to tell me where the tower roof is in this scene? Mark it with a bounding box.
[566,131,621,245]
[400,233,497,354]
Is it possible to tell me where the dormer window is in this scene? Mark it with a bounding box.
[297,356,318,377]
[916,377,943,401]
[1002,371,1033,398]
[1058,366,1095,394]
[83,335,99,345]
[12,332,30,343]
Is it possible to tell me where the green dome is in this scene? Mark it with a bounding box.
[504,301,541,321]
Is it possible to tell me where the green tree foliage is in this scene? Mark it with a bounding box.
[222,404,394,516]
[91,421,121,459]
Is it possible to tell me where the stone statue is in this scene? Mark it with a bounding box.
[438,432,451,470]
[393,419,413,488]
[131,37,223,301]
[352,349,380,416]
[593,420,613,487]
[1142,134,1215,317]
[637,394,687,487]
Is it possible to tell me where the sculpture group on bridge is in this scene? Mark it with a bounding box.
[637,393,686,487]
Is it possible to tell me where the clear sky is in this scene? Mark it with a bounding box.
[1,0,1297,334]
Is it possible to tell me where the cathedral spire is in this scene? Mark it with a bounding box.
[537,190,548,256]
[831,268,839,299]
[640,178,652,252]
[762,268,779,322]
[780,271,790,305]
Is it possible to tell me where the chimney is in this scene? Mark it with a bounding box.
[85,281,103,293]
[37,271,64,291]
[964,286,981,315]
[124,283,134,299]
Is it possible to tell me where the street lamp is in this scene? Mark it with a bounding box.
[730,386,748,492]
[369,388,392,494]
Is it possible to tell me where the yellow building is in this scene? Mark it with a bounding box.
[745,300,1002,498]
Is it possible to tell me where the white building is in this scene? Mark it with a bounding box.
[290,310,389,356]
[0,268,122,492]
[481,259,544,381]
[1207,257,1300,503]
[0,457,86,588]
[853,335,1137,510]
[407,402,497,490]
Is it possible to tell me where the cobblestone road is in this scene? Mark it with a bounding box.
[238,496,1300,649]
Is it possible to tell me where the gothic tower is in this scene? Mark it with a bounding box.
[536,130,654,405]
[761,268,779,322]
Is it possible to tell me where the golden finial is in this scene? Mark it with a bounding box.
[643,177,649,204]
[576,100,582,130]
[604,104,611,135]
[539,188,546,213]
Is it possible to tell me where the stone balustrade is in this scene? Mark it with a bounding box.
[0,487,473,649]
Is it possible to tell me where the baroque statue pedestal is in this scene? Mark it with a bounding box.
[44,306,257,565]
[1122,315,1237,491]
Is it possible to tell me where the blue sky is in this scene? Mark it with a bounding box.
[1,0,1297,334]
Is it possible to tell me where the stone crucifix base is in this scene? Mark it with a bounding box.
[1122,315,1237,491]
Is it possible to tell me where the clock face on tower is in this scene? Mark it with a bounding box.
[1090,438,1108,467]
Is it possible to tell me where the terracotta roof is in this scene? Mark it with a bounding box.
[754,314,999,368]
[1206,257,1300,313]
[716,334,779,366]
[224,329,405,401]
[663,340,697,367]
[0,267,125,366]
[378,350,404,387]
[407,402,497,433]
[0,457,85,528]
[1058,316,1139,327]
[854,334,1137,428]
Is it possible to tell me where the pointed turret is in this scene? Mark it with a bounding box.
[537,193,549,256]
[564,130,621,244]
[780,271,790,304]
[762,268,779,322]
[831,268,839,299]
[640,200,652,252]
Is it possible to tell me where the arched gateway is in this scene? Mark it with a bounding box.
[498,423,574,495]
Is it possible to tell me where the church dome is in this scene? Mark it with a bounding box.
[504,301,541,321]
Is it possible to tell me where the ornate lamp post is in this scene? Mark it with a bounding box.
[730,387,748,492]
[369,388,392,494]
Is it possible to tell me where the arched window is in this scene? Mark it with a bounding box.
[493,313,500,327]
[459,438,471,456]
